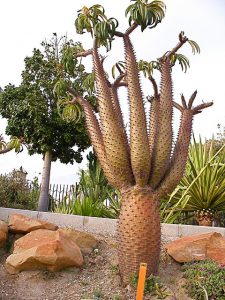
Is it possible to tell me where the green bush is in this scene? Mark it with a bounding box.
[182,260,225,300]
[53,196,116,218]
[0,170,39,210]
[52,151,121,218]
[161,137,225,225]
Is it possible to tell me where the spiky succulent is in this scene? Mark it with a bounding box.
[55,0,213,284]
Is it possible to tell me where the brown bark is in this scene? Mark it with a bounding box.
[38,150,52,212]
[117,186,161,283]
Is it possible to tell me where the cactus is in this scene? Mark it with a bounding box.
[59,1,213,283]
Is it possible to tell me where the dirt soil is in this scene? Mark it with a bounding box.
[0,234,192,300]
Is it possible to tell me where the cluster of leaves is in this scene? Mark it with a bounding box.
[182,260,225,300]
[52,152,121,218]
[161,137,225,224]
[125,0,166,31]
[130,273,171,299]
[0,170,39,210]
[75,4,118,51]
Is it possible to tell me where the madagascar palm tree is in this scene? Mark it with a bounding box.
[56,0,213,283]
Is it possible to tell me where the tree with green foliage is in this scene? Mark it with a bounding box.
[55,1,213,282]
[0,34,96,211]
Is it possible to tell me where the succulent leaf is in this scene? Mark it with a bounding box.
[125,0,166,31]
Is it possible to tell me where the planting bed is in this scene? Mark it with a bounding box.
[0,233,192,300]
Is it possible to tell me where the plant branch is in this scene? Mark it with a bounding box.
[173,101,183,112]
[114,31,124,37]
[114,22,139,38]
[173,92,213,115]
[166,32,188,59]
[114,73,126,87]
[149,75,159,98]
[125,22,138,36]
[181,94,187,109]
[76,49,93,58]
[193,102,213,114]
[188,90,197,108]
[67,86,78,98]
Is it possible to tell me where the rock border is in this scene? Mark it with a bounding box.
[1,207,225,239]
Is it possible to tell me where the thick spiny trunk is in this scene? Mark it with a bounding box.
[38,150,52,212]
[117,186,161,283]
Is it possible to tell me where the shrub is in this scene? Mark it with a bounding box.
[182,260,225,300]
[161,138,225,225]
[0,170,39,210]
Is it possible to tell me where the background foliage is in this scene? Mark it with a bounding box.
[0,170,39,210]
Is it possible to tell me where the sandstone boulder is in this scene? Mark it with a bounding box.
[5,229,83,274]
[59,228,98,254]
[8,214,58,233]
[165,232,225,265]
[0,220,8,247]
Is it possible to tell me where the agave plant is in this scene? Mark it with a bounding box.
[55,0,213,283]
[161,138,225,226]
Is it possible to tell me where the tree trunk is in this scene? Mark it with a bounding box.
[38,150,52,212]
[117,186,161,284]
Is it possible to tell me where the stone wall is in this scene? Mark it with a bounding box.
[1,207,225,239]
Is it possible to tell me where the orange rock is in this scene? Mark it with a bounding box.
[59,228,98,254]
[206,235,225,266]
[0,231,7,247]
[5,229,83,274]
[8,214,58,233]
[165,232,224,263]
[0,220,8,247]
[0,220,8,233]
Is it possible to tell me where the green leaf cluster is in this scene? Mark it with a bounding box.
[75,5,118,51]
[183,260,225,300]
[170,53,190,73]
[138,59,160,77]
[125,0,166,31]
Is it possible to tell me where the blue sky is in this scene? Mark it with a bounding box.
[0,0,225,184]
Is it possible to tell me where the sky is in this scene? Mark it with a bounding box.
[0,0,225,185]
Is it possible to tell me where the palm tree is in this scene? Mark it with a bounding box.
[57,1,213,283]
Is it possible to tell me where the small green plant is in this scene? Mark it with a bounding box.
[112,296,122,300]
[130,273,170,298]
[110,264,119,274]
[93,289,104,299]
[182,260,225,300]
